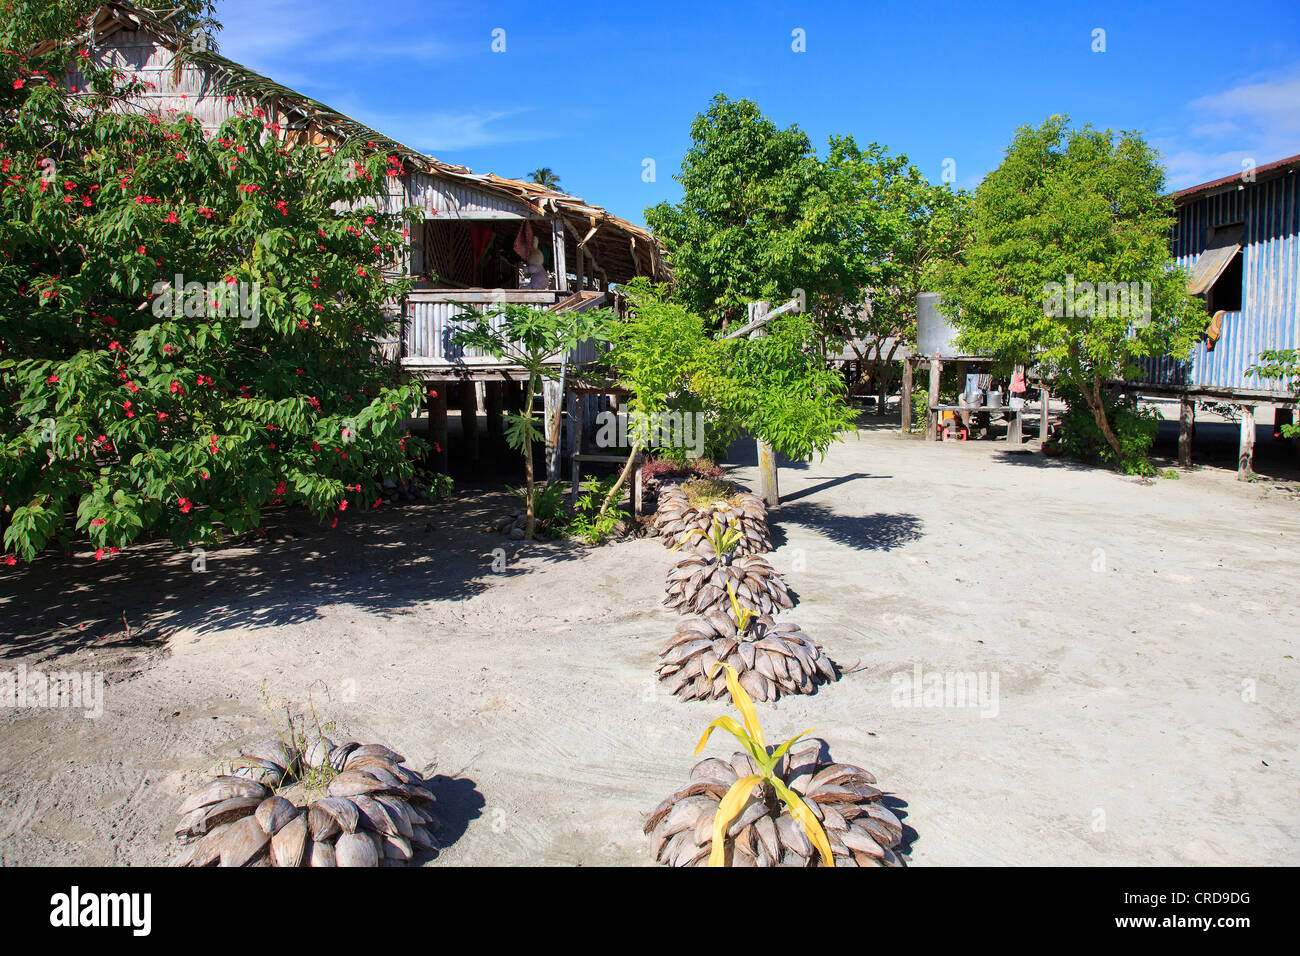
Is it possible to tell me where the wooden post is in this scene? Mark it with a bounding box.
[484,380,504,446]
[1238,405,1256,480]
[900,356,913,434]
[504,378,524,416]
[458,379,479,464]
[1039,385,1051,443]
[569,392,584,504]
[1178,395,1194,468]
[756,440,779,507]
[632,449,644,519]
[427,383,448,473]
[551,218,568,292]
[926,356,942,441]
[543,379,563,483]
[748,301,780,507]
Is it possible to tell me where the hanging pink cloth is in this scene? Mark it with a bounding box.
[513,220,534,261]
[1010,366,1027,396]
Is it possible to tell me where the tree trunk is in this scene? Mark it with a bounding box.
[599,442,641,517]
[1085,375,1124,461]
[523,371,538,539]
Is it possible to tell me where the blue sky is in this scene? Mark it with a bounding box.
[216,0,1300,225]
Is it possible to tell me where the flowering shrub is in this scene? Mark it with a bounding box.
[0,6,425,562]
[640,455,725,482]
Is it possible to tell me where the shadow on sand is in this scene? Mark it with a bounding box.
[0,490,585,661]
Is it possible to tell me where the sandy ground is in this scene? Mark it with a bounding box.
[1,414,1297,866]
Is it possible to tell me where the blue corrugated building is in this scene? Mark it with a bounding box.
[1137,154,1299,395]
[1131,154,1299,473]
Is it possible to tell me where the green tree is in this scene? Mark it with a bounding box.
[930,115,1203,467]
[1,5,425,563]
[694,313,857,464]
[452,304,610,539]
[815,137,968,401]
[1249,350,1300,438]
[596,279,710,514]
[646,96,848,330]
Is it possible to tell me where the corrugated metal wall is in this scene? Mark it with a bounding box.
[406,299,500,364]
[404,297,592,369]
[1137,172,1299,393]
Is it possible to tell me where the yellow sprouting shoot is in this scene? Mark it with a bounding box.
[726,581,755,635]
[696,662,834,867]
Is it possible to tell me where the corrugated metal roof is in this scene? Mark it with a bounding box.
[1172,154,1300,204]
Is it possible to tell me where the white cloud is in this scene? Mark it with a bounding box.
[208,0,545,155]
[1157,69,1300,189]
[329,99,550,154]
[214,0,457,77]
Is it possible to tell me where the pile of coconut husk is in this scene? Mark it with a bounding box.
[655,479,836,702]
[645,740,903,867]
[171,737,438,867]
[656,611,836,703]
[651,482,771,555]
[663,547,793,620]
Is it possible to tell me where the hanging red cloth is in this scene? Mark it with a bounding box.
[470,224,494,263]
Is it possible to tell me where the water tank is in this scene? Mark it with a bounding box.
[916,292,960,357]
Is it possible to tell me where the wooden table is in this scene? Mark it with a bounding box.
[929,404,1025,443]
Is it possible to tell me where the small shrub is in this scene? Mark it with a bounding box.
[642,454,725,482]
[1056,384,1158,475]
[564,476,627,545]
[507,481,567,537]
[426,473,455,500]
[910,388,928,428]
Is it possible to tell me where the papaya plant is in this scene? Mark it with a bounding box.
[451,303,611,539]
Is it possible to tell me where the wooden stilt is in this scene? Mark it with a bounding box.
[1178,395,1194,468]
[484,381,504,446]
[926,357,942,441]
[543,379,563,483]
[1039,386,1051,443]
[427,385,448,473]
[458,379,479,464]
[900,356,913,434]
[504,378,524,416]
[632,449,644,519]
[569,392,584,504]
[1238,405,1256,480]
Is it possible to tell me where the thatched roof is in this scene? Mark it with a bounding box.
[45,3,668,282]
